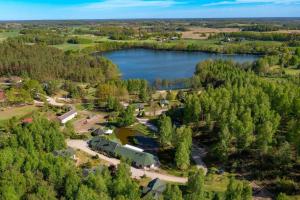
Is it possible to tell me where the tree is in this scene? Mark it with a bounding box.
[159,115,173,147]
[277,193,289,200]
[112,162,140,199]
[23,79,44,98]
[186,170,205,200]
[163,184,183,200]
[117,105,135,127]
[256,121,274,154]
[175,126,192,169]
[214,125,231,161]
[184,94,201,123]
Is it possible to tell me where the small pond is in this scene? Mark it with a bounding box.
[115,127,159,153]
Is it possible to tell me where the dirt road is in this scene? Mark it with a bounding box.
[67,140,187,183]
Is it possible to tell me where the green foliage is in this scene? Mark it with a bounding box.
[0,41,120,83]
[158,115,174,147]
[117,105,135,127]
[225,178,252,200]
[175,126,192,169]
[186,169,205,200]
[163,184,183,200]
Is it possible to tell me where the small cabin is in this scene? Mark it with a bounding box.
[58,109,78,124]
[0,89,5,102]
[159,99,169,107]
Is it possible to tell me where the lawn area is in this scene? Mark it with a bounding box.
[0,30,20,42]
[285,67,300,76]
[51,43,96,51]
[75,149,110,167]
[0,105,39,121]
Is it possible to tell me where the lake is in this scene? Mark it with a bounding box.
[103,49,258,82]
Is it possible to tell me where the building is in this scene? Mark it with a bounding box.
[22,118,33,125]
[92,128,114,136]
[58,109,78,124]
[89,137,159,169]
[142,178,166,200]
[54,148,77,161]
[159,99,169,107]
[0,89,5,102]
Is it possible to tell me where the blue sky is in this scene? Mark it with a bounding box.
[0,0,299,20]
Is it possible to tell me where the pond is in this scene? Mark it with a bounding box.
[102,49,259,83]
[115,127,159,153]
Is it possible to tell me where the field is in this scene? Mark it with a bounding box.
[0,105,39,121]
[182,27,240,39]
[0,30,20,42]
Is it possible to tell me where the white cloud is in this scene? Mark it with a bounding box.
[204,0,300,6]
[85,0,183,9]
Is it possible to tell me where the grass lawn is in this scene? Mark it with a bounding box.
[51,43,96,51]
[75,149,110,167]
[0,105,39,121]
[204,173,230,193]
[0,30,20,42]
[285,67,300,76]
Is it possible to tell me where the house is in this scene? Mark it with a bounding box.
[89,137,159,169]
[142,178,166,200]
[53,148,77,161]
[159,99,169,107]
[0,89,5,102]
[22,117,33,125]
[136,104,145,112]
[92,128,114,136]
[58,109,78,124]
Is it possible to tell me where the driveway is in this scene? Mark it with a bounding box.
[67,140,187,183]
[191,144,208,175]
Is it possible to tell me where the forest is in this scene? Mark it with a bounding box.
[0,41,120,83]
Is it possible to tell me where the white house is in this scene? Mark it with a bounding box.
[58,109,78,124]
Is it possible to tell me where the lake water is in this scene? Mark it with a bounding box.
[103,49,258,82]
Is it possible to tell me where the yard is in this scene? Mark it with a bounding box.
[0,105,39,121]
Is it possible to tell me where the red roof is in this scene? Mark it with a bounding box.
[0,90,5,100]
[22,118,33,124]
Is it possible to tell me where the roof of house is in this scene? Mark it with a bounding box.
[58,109,77,121]
[53,148,76,158]
[92,128,106,135]
[89,137,119,154]
[159,99,169,105]
[143,178,166,199]
[115,145,157,167]
[89,137,158,167]
[0,90,5,100]
[22,118,33,124]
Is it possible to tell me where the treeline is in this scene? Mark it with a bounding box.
[171,60,300,193]
[86,40,281,55]
[241,24,280,32]
[0,41,120,83]
[74,26,135,40]
[215,32,300,42]
[11,29,66,45]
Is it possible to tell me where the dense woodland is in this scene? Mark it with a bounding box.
[163,60,300,194]
[0,41,120,82]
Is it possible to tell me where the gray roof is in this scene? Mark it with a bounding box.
[58,109,77,121]
[89,137,118,155]
[143,179,166,199]
[89,137,158,167]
